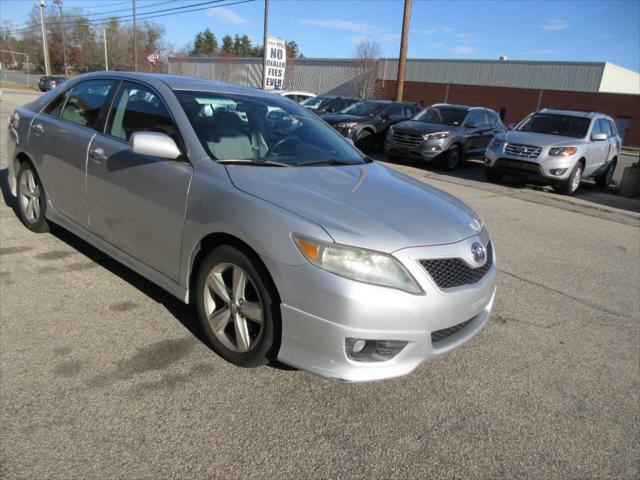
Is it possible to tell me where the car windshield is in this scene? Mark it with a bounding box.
[516,113,591,138]
[301,96,332,110]
[340,101,387,117]
[413,107,468,126]
[175,90,366,166]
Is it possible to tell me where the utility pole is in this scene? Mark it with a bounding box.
[261,0,269,89]
[53,0,68,78]
[103,28,109,71]
[132,0,137,71]
[39,0,51,76]
[395,0,412,101]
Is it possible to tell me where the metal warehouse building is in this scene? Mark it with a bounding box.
[168,57,640,146]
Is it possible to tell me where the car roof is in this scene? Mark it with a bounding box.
[538,108,609,119]
[430,103,472,110]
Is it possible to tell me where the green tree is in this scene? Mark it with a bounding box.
[221,34,234,54]
[285,41,299,59]
[191,28,217,57]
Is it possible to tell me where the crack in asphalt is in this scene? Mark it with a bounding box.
[500,269,624,319]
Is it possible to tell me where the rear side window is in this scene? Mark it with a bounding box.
[107,82,178,142]
[60,79,116,130]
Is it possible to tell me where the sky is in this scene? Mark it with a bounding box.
[1,0,639,72]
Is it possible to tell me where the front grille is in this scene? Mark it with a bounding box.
[431,317,475,344]
[504,143,542,159]
[494,158,541,174]
[420,241,493,289]
[391,132,423,146]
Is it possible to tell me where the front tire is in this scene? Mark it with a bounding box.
[442,145,462,171]
[16,161,49,233]
[595,161,616,188]
[556,163,583,196]
[355,129,374,153]
[196,245,279,367]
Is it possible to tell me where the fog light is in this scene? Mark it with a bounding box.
[484,157,491,165]
[345,338,408,362]
[550,168,567,176]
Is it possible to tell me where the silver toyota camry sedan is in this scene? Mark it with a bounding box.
[7,72,497,382]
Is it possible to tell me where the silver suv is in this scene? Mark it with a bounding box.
[484,109,621,195]
[384,104,505,171]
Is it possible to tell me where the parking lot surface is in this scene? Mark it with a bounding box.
[1,91,639,479]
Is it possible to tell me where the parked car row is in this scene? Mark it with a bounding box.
[38,76,66,92]
[309,95,620,196]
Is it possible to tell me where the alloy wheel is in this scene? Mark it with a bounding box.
[19,169,41,223]
[570,165,582,193]
[203,262,264,353]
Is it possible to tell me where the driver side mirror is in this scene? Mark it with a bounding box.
[130,131,181,159]
[591,133,608,141]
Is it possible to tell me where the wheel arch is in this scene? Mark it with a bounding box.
[187,232,281,307]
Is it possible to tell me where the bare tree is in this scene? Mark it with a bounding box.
[352,39,381,99]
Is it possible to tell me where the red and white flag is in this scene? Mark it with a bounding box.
[146,50,160,65]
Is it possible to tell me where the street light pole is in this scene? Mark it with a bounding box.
[132,0,137,71]
[53,0,68,78]
[261,0,269,89]
[103,28,109,71]
[39,0,51,76]
[395,0,412,101]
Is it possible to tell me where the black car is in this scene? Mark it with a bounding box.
[385,104,505,170]
[301,95,360,115]
[38,76,66,92]
[322,100,419,152]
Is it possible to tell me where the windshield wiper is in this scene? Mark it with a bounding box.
[217,159,291,167]
[297,159,361,167]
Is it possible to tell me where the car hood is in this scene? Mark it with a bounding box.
[392,120,460,135]
[321,113,367,125]
[502,130,587,147]
[226,162,483,252]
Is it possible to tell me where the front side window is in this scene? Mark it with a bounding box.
[386,105,404,119]
[175,90,365,166]
[107,82,178,142]
[413,107,468,126]
[464,110,484,127]
[598,119,613,138]
[516,114,590,139]
[60,79,115,129]
[43,89,70,117]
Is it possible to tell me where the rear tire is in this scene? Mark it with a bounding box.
[442,145,462,171]
[485,168,503,183]
[195,245,280,367]
[16,161,49,233]
[555,163,583,196]
[595,161,616,188]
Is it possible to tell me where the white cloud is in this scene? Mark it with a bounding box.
[449,45,476,55]
[207,7,249,25]
[541,19,568,32]
[301,19,377,33]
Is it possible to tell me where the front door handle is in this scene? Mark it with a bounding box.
[89,147,107,162]
[32,123,44,134]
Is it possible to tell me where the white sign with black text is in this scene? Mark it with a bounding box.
[263,37,286,90]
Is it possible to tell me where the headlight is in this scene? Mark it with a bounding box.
[336,121,358,129]
[549,146,577,157]
[488,137,503,150]
[292,234,423,294]
[423,131,450,140]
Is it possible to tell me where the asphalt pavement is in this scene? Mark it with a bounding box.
[1,91,639,479]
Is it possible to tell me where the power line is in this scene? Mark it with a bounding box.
[2,0,255,35]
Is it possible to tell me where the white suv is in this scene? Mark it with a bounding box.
[484,109,621,195]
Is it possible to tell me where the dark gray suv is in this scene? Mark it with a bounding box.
[384,104,505,170]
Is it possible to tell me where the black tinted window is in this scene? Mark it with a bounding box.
[60,79,115,129]
[108,82,178,142]
[517,114,590,138]
[414,107,467,126]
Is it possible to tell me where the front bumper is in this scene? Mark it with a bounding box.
[485,147,576,182]
[384,136,447,161]
[263,232,497,382]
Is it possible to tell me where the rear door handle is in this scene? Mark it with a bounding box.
[89,147,107,162]
[32,123,44,134]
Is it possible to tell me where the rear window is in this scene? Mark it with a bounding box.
[516,114,590,138]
